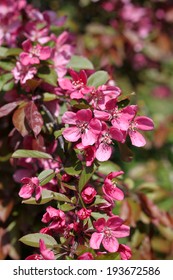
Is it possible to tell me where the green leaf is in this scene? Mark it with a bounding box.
[91,195,107,206]
[22,189,54,205]
[38,169,55,186]
[54,128,65,138]
[12,149,53,159]
[67,55,94,70]
[6,48,22,57]
[43,92,58,101]
[95,252,120,260]
[60,203,75,211]
[64,161,82,176]
[0,47,8,58]
[19,233,57,248]
[0,73,13,91]
[53,192,71,203]
[91,212,109,220]
[38,66,57,86]
[0,61,15,71]
[87,71,109,88]
[97,160,120,175]
[78,165,94,192]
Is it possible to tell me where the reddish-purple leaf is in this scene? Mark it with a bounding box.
[25,101,43,137]
[12,106,28,137]
[0,102,19,118]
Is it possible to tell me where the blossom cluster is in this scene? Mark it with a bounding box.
[0,0,154,260]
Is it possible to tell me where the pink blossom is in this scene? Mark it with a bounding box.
[81,185,97,204]
[20,39,52,66]
[95,122,123,161]
[12,61,37,84]
[58,69,91,99]
[62,109,102,146]
[128,115,154,147]
[76,143,96,166]
[77,208,92,220]
[19,177,42,201]
[90,216,130,252]
[24,21,50,44]
[41,206,66,230]
[78,252,94,260]
[39,239,55,260]
[118,244,132,260]
[102,171,124,201]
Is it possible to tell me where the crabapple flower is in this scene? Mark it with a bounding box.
[95,122,123,161]
[12,61,37,84]
[41,206,66,231]
[90,216,130,252]
[81,185,97,204]
[20,39,52,66]
[25,239,55,260]
[128,116,154,147]
[77,208,92,220]
[102,171,124,201]
[76,143,96,166]
[39,239,55,260]
[118,244,132,260]
[19,177,42,201]
[62,109,102,146]
[78,252,94,260]
[58,69,91,99]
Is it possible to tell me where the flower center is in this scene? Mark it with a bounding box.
[102,133,112,145]
[129,121,138,131]
[72,79,84,89]
[77,121,88,133]
[31,46,40,56]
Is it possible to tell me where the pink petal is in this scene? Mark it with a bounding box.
[58,78,73,90]
[76,109,92,122]
[62,111,77,124]
[20,52,31,66]
[63,126,81,142]
[135,116,154,131]
[22,39,32,52]
[102,236,119,252]
[35,185,42,201]
[70,90,84,99]
[19,184,33,199]
[103,184,124,200]
[110,127,123,142]
[39,46,52,60]
[30,57,40,64]
[112,225,130,238]
[81,130,97,146]
[90,232,104,249]
[129,130,146,147]
[39,239,55,260]
[89,118,102,134]
[96,143,112,161]
[94,110,110,121]
[107,171,124,180]
[118,244,132,260]
[93,218,106,232]
[106,216,123,230]
[79,70,87,84]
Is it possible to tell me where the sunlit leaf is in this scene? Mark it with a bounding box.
[19,233,57,248]
[12,149,53,159]
[87,71,109,88]
[67,55,94,70]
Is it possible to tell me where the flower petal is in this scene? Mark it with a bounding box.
[63,126,80,142]
[102,236,119,252]
[96,143,112,161]
[62,111,77,124]
[129,130,146,147]
[135,116,154,131]
[90,232,104,249]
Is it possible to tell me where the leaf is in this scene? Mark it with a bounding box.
[5,48,22,57]
[64,161,82,176]
[19,233,57,248]
[54,128,65,138]
[25,101,43,137]
[90,195,107,206]
[53,192,71,203]
[38,66,57,86]
[38,169,55,186]
[0,101,19,118]
[0,73,13,91]
[12,149,53,159]
[60,203,75,211]
[67,55,94,70]
[0,47,8,58]
[97,160,120,175]
[0,61,15,71]
[87,71,109,88]
[95,252,120,260]
[78,165,95,192]
[91,212,109,220]
[43,92,58,101]
[12,106,28,137]
[22,189,54,205]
